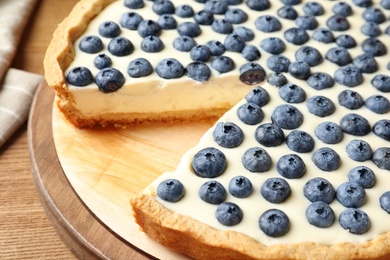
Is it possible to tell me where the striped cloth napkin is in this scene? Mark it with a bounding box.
[0,0,42,148]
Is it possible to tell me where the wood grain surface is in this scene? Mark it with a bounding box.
[1,0,79,259]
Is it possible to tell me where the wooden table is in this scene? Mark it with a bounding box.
[1,1,91,259]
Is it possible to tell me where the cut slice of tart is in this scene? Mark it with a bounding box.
[131,80,390,259]
[43,0,263,128]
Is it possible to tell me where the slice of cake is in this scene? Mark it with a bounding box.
[44,0,264,128]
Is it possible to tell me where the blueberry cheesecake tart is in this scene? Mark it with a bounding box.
[44,0,390,258]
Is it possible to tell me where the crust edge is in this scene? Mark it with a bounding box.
[131,192,390,260]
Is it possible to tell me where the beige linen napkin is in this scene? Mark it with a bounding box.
[0,0,42,148]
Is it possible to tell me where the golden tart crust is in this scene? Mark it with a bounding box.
[131,191,390,260]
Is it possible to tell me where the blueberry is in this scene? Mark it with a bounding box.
[124,0,144,9]
[233,26,255,42]
[335,34,357,48]
[295,15,318,30]
[365,95,390,114]
[306,96,336,117]
[303,2,324,16]
[307,72,335,90]
[295,46,323,67]
[175,4,194,18]
[239,61,266,85]
[138,20,161,38]
[304,177,336,203]
[255,123,285,147]
[315,122,344,144]
[284,28,310,45]
[267,55,290,73]
[338,90,365,110]
[306,202,335,228]
[215,202,243,226]
[259,209,290,237]
[361,22,382,37]
[363,7,386,23]
[173,36,196,52]
[348,166,376,188]
[372,74,390,92]
[277,154,306,179]
[312,28,335,43]
[204,0,229,14]
[79,35,103,53]
[213,122,244,148]
[192,147,227,178]
[156,58,184,79]
[93,54,112,70]
[327,15,350,31]
[119,12,143,30]
[361,38,387,56]
[337,182,366,208]
[325,47,352,66]
[206,40,225,56]
[229,176,253,198]
[288,61,311,80]
[224,34,245,52]
[279,83,306,103]
[141,35,164,53]
[190,45,211,62]
[340,114,371,136]
[211,56,235,73]
[267,72,287,87]
[261,178,291,203]
[95,68,125,93]
[382,0,390,8]
[271,104,303,130]
[312,147,341,171]
[373,119,390,141]
[332,2,353,16]
[212,19,233,34]
[353,54,378,73]
[152,0,174,15]
[242,147,272,172]
[372,148,390,170]
[199,181,227,204]
[353,0,372,7]
[98,21,121,38]
[260,37,285,55]
[241,45,261,61]
[380,191,390,213]
[346,139,373,162]
[127,58,153,78]
[225,8,248,24]
[281,0,301,4]
[177,22,201,37]
[186,62,211,82]
[194,10,214,25]
[246,0,270,11]
[286,130,315,153]
[237,102,264,125]
[157,14,177,29]
[66,67,93,86]
[334,65,364,87]
[339,208,371,234]
[245,86,270,107]
[255,15,282,33]
[277,5,298,20]
[157,179,185,202]
[385,25,390,35]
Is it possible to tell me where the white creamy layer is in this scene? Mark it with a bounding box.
[144,0,390,246]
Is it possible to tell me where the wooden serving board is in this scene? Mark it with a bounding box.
[29,82,215,259]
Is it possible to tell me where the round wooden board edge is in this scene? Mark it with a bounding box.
[27,81,153,259]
